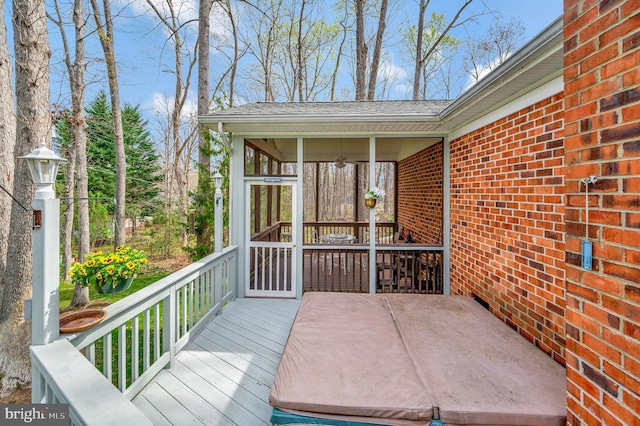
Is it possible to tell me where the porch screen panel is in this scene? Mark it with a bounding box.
[248,181,295,295]
[318,163,355,222]
[245,146,256,175]
[281,162,297,176]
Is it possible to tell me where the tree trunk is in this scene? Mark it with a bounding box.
[70,0,90,308]
[412,0,429,100]
[413,0,474,99]
[223,0,239,107]
[296,0,306,101]
[354,0,367,100]
[197,0,212,250]
[0,0,16,279]
[0,0,50,394]
[330,10,348,101]
[367,0,388,101]
[90,0,126,248]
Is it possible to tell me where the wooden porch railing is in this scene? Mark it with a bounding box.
[30,246,238,426]
[303,244,444,294]
[279,221,396,244]
[252,221,444,294]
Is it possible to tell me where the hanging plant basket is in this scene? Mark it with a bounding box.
[96,275,135,294]
[365,198,377,208]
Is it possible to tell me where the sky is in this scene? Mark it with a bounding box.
[3,0,564,133]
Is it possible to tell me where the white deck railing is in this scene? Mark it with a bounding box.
[31,246,238,426]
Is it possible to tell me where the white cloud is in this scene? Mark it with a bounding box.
[116,0,229,40]
[379,57,408,81]
[148,92,197,121]
[120,0,199,23]
[464,52,512,91]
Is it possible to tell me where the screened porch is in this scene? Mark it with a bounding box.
[242,136,446,297]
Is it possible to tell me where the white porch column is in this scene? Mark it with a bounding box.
[231,133,245,298]
[295,137,304,299]
[31,197,61,346]
[369,137,377,294]
[443,137,451,295]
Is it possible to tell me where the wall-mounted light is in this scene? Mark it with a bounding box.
[18,139,66,200]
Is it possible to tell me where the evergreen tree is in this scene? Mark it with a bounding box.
[122,104,162,220]
[86,91,116,198]
[59,91,163,235]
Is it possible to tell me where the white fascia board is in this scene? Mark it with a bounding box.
[448,76,564,141]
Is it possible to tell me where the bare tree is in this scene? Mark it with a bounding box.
[240,0,285,102]
[354,0,367,100]
[411,0,475,99]
[49,0,91,308]
[366,0,387,100]
[401,11,460,99]
[212,0,247,107]
[89,0,126,247]
[329,3,349,101]
[464,16,526,83]
[0,0,50,394]
[0,0,15,277]
[144,0,199,247]
[277,0,337,101]
[197,0,213,250]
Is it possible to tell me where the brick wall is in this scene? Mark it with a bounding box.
[564,0,640,424]
[449,94,567,364]
[397,142,443,244]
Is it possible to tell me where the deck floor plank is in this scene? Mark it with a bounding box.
[181,348,273,406]
[190,336,277,395]
[132,298,300,425]
[197,327,282,372]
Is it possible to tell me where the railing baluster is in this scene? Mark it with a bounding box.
[118,323,127,391]
[103,333,112,381]
[132,314,140,382]
[164,290,177,368]
[86,342,95,366]
[195,276,201,322]
[181,286,187,337]
[154,303,160,363]
[143,309,151,371]
[268,247,274,291]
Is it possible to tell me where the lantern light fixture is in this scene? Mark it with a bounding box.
[18,139,66,200]
[213,172,223,190]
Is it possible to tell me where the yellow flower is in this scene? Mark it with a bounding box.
[68,246,147,288]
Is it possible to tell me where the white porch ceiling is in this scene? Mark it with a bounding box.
[246,136,443,163]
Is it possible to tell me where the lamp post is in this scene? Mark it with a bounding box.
[18,140,66,346]
[213,172,223,253]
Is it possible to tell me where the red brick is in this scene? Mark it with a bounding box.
[622,67,640,87]
[602,295,640,322]
[598,11,640,46]
[602,49,640,79]
[582,270,623,296]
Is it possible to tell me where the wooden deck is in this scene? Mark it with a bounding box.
[132,298,301,425]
